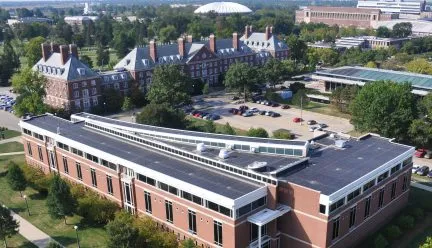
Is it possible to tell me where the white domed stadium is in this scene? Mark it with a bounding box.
[194,2,252,15]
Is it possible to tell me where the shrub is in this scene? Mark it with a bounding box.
[409,207,424,220]
[220,122,236,135]
[246,128,269,138]
[21,165,52,195]
[374,234,389,248]
[70,183,87,200]
[203,121,216,133]
[272,129,294,139]
[385,225,402,240]
[397,215,415,230]
[77,191,119,224]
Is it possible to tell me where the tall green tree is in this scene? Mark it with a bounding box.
[0,41,20,86]
[80,55,93,69]
[147,65,192,106]
[263,58,285,88]
[409,119,432,149]
[376,26,391,38]
[12,67,47,116]
[46,175,76,224]
[224,63,258,101]
[136,103,186,129]
[6,162,27,197]
[286,35,308,63]
[350,81,416,141]
[134,216,177,248]
[392,22,412,38]
[159,25,178,43]
[0,205,19,248]
[106,211,139,248]
[96,44,110,67]
[24,37,46,67]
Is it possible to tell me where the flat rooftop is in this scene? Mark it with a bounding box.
[23,115,262,199]
[282,135,411,195]
[316,66,432,90]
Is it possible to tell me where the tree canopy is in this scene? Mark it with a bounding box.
[12,67,47,116]
[392,22,412,38]
[350,81,417,141]
[106,211,139,248]
[6,162,27,196]
[25,37,46,67]
[224,62,259,101]
[246,127,269,138]
[46,175,76,222]
[0,205,19,248]
[263,58,285,87]
[136,103,186,129]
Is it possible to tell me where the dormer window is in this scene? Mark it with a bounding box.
[120,73,126,80]
[77,68,86,76]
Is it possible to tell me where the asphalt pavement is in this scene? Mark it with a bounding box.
[0,87,20,131]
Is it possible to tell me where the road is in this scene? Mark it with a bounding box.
[0,87,20,131]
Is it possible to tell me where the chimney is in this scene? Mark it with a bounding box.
[41,43,50,62]
[244,25,250,38]
[50,42,59,53]
[59,45,69,65]
[249,25,253,33]
[265,26,271,40]
[149,40,157,62]
[69,44,78,57]
[232,32,239,51]
[270,26,273,34]
[187,35,193,43]
[209,34,216,53]
[178,37,186,57]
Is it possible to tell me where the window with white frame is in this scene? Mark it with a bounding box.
[91,80,96,86]
[83,99,90,109]
[92,97,98,106]
[82,89,89,97]
[73,83,78,89]
[91,88,97,95]
[82,81,87,87]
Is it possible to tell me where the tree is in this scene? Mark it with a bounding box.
[159,25,178,43]
[0,205,19,248]
[101,88,123,114]
[374,234,388,248]
[12,67,47,117]
[180,239,198,248]
[350,81,416,141]
[409,119,432,149]
[122,97,134,111]
[331,86,359,113]
[385,225,402,240]
[0,41,20,86]
[365,61,378,68]
[263,58,285,88]
[46,175,76,224]
[376,26,391,38]
[136,103,186,129]
[130,87,147,108]
[224,63,258,101]
[134,216,177,248]
[147,65,192,106]
[420,93,432,117]
[291,89,309,107]
[405,58,432,74]
[247,128,269,138]
[75,191,118,225]
[220,122,236,135]
[25,37,45,67]
[286,35,308,63]
[6,162,27,197]
[272,129,293,139]
[203,120,216,133]
[392,22,412,38]
[96,44,110,67]
[289,82,305,94]
[420,237,432,248]
[80,55,93,68]
[202,83,209,95]
[396,215,415,230]
[106,211,139,248]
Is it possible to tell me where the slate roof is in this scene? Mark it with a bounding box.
[33,53,99,81]
[240,32,288,52]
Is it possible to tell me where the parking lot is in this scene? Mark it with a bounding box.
[192,95,354,140]
[0,87,20,131]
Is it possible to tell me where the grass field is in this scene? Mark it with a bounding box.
[2,129,21,139]
[0,155,109,248]
[5,234,37,248]
[0,142,24,153]
[79,47,119,71]
[300,102,352,119]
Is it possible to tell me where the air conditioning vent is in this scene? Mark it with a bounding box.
[218,149,230,159]
[197,143,206,152]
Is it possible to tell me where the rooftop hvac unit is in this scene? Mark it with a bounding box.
[335,140,347,148]
[247,161,267,170]
[218,149,230,159]
[196,143,206,152]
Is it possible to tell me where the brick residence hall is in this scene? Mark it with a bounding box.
[20,112,414,248]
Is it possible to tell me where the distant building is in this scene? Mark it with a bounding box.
[309,36,413,50]
[372,19,432,36]
[83,2,97,15]
[295,6,397,28]
[7,17,52,26]
[312,66,432,95]
[64,16,99,26]
[194,2,252,15]
[357,0,426,15]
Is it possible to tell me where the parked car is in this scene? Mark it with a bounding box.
[415,149,427,158]
[318,123,328,128]
[416,166,430,176]
[270,112,281,117]
[265,111,274,116]
[239,105,249,111]
[427,171,432,178]
[231,96,239,100]
[293,117,303,123]
[250,107,259,113]
[242,111,253,117]
[307,120,317,125]
[259,110,266,115]
[271,102,280,107]
[309,126,317,132]
[412,165,421,174]
[424,151,432,159]
[281,104,290,109]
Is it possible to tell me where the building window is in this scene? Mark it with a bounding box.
[250,224,267,242]
[107,175,113,195]
[75,101,81,109]
[27,142,32,156]
[364,196,371,219]
[377,171,388,183]
[37,145,43,161]
[349,206,356,228]
[74,91,79,99]
[82,81,87,87]
[123,82,128,88]
[378,188,385,208]
[76,162,82,180]
[402,174,408,192]
[347,188,361,202]
[391,181,397,200]
[73,83,78,89]
[62,156,69,174]
[188,210,197,234]
[332,217,340,240]
[114,83,120,89]
[144,191,152,213]
[92,97,98,106]
[214,221,223,246]
[91,88,97,95]
[83,99,90,109]
[165,200,173,223]
[91,80,96,86]
[319,204,326,214]
[91,168,97,187]
[363,179,375,192]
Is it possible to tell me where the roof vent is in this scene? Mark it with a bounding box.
[335,140,347,148]
[248,161,267,170]
[197,143,206,152]
[218,149,230,159]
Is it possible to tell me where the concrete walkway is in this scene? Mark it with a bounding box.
[10,210,53,248]
[0,136,22,144]
[411,182,432,192]
[0,151,24,156]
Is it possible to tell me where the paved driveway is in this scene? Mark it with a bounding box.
[0,87,20,131]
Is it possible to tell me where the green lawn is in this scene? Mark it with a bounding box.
[292,102,352,119]
[5,233,37,248]
[0,155,109,248]
[186,116,248,136]
[2,129,21,139]
[0,142,24,153]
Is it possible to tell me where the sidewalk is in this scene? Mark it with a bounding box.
[10,210,53,248]
[411,182,432,192]
[0,136,22,144]
[0,151,24,156]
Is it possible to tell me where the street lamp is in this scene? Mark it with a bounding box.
[23,195,30,216]
[103,102,107,115]
[74,225,81,248]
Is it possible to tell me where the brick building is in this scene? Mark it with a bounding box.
[114,25,289,89]
[20,112,414,248]
[295,6,397,28]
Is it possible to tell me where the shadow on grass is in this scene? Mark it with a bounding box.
[51,235,78,247]
[28,192,46,201]
[20,240,38,248]
[9,206,26,213]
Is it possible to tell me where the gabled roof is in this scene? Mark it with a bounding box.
[198,38,255,57]
[33,53,98,81]
[240,32,288,52]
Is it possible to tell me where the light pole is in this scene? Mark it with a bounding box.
[23,195,30,216]
[74,225,81,248]
[103,102,107,115]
